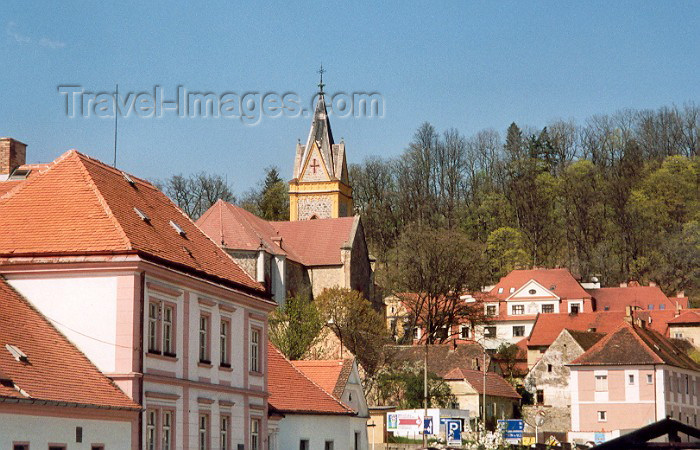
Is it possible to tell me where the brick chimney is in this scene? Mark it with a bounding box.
[620,282,628,288]
[0,137,27,178]
[677,291,686,298]
[648,281,657,287]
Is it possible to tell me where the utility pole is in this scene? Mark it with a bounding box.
[423,316,429,448]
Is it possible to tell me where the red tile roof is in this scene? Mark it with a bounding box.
[0,277,139,409]
[588,286,688,311]
[443,368,521,399]
[267,343,355,415]
[528,311,628,347]
[668,310,700,325]
[291,359,354,399]
[0,150,266,295]
[570,322,700,371]
[197,201,358,266]
[490,269,590,300]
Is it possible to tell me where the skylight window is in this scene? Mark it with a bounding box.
[122,172,135,185]
[134,207,150,223]
[170,220,186,237]
[8,168,31,180]
[5,344,28,363]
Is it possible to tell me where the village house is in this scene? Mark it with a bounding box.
[522,329,605,434]
[568,320,700,444]
[0,277,141,449]
[0,147,276,449]
[443,368,521,426]
[267,344,368,450]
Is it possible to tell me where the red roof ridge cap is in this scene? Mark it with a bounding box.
[72,150,160,192]
[272,346,353,413]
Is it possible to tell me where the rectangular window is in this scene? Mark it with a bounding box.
[536,389,544,404]
[49,447,66,450]
[648,304,654,310]
[163,410,172,450]
[486,305,496,316]
[629,374,635,385]
[512,305,524,315]
[570,304,580,314]
[460,325,470,339]
[547,364,553,373]
[660,304,666,310]
[595,375,608,391]
[484,326,496,338]
[13,445,29,450]
[325,441,334,450]
[91,446,104,450]
[513,326,525,337]
[542,304,554,313]
[598,411,607,422]
[413,327,421,340]
[250,328,260,372]
[199,315,210,363]
[146,409,157,450]
[220,415,230,450]
[250,418,260,450]
[647,374,653,384]
[199,413,209,450]
[299,440,309,450]
[163,305,174,355]
[148,302,159,352]
[220,319,231,367]
[355,432,361,450]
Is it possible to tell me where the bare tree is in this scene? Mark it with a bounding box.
[161,172,235,219]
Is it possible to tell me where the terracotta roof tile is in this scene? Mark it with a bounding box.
[490,269,590,300]
[0,277,139,409]
[267,343,354,415]
[570,322,700,371]
[566,330,606,351]
[388,342,489,377]
[527,312,628,347]
[197,201,357,266]
[443,368,521,399]
[587,286,688,311]
[292,359,354,399]
[0,151,266,295]
[668,310,700,325]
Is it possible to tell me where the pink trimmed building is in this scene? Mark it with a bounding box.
[568,321,700,445]
[0,146,276,449]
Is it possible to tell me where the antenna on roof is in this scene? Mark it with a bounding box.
[113,83,119,168]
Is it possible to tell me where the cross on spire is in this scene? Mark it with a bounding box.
[318,64,326,95]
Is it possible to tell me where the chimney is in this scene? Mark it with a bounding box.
[677,291,685,298]
[620,282,628,288]
[0,138,27,178]
[624,305,633,322]
[676,302,681,318]
[648,281,657,287]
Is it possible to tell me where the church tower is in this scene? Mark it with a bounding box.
[289,71,353,221]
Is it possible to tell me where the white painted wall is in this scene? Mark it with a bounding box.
[0,411,131,449]
[276,415,368,450]
[8,275,118,373]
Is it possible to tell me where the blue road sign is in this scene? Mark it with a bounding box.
[423,417,433,435]
[594,432,606,445]
[499,420,524,439]
[446,419,461,446]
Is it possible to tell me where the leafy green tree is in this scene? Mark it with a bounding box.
[315,288,390,376]
[268,291,323,360]
[240,166,289,220]
[374,365,456,409]
[486,227,531,280]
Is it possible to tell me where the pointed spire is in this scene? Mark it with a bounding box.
[318,64,326,95]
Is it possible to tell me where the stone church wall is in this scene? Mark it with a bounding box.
[309,266,345,298]
[285,259,311,298]
[348,220,373,301]
[226,250,257,280]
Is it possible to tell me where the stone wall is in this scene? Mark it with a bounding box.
[522,405,571,434]
[348,219,373,301]
[226,250,257,280]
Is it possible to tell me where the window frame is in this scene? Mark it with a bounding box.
[511,305,524,315]
[513,325,525,337]
[595,374,608,392]
[162,303,176,357]
[460,325,470,339]
[146,409,157,450]
[598,411,607,422]
[199,313,211,364]
[250,417,260,450]
[541,304,555,314]
[220,414,231,450]
[484,326,497,338]
[220,318,232,368]
[12,443,29,450]
[250,327,262,373]
[198,412,210,450]
[486,304,497,316]
[147,298,177,357]
[647,374,653,384]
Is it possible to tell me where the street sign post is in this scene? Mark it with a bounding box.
[498,419,524,440]
[423,417,433,435]
[446,419,461,446]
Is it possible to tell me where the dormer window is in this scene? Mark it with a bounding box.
[170,220,186,237]
[498,288,504,294]
[5,344,28,363]
[509,287,515,293]
[122,172,135,185]
[134,207,150,223]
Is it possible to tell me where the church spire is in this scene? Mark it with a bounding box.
[318,64,325,95]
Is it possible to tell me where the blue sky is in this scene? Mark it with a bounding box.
[1,1,698,191]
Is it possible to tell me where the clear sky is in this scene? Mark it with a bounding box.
[1,1,698,192]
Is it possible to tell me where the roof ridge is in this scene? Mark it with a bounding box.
[273,346,353,413]
[0,149,75,202]
[224,202,282,255]
[73,152,133,250]
[73,150,160,192]
[0,276,139,409]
